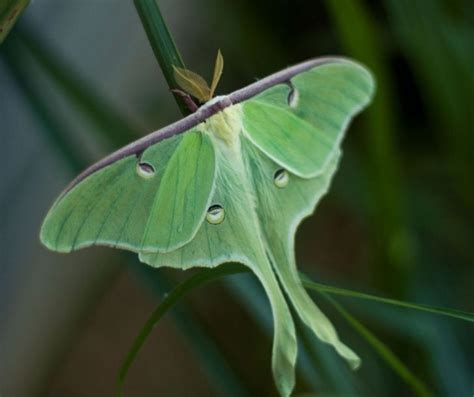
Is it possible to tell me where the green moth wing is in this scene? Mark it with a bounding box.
[141,132,215,252]
[40,57,375,397]
[241,62,373,178]
[140,140,358,396]
[141,131,299,395]
[141,60,374,396]
[243,139,360,368]
[40,131,216,253]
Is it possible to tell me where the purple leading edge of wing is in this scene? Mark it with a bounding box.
[62,56,348,195]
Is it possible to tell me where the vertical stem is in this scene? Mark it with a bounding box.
[134,0,190,116]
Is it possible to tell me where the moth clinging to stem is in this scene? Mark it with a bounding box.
[41,50,375,396]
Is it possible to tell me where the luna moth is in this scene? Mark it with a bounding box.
[40,54,374,397]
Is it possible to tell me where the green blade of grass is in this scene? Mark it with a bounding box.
[224,273,363,394]
[0,0,29,44]
[118,263,248,396]
[294,315,362,395]
[324,295,433,397]
[132,262,251,397]
[121,265,358,395]
[301,275,474,322]
[119,264,473,396]
[120,265,473,392]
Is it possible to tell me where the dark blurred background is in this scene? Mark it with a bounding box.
[0,0,472,396]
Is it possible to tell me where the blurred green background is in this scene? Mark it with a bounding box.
[0,0,472,396]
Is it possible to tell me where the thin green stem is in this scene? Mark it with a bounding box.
[117,264,248,395]
[301,275,474,322]
[119,265,473,397]
[324,295,433,397]
[0,0,29,44]
[133,0,190,116]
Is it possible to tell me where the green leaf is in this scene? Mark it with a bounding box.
[119,265,473,396]
[134,264,251,397]
[0,0,29,44]
[324,295,433,397]
[209,49,224,98]
[117,264,247,395]
[301,275,474,322]
[173,65,211,102]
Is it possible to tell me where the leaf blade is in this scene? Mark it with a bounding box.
[301,275,474,322]
[173,65,211,102]
[209,49,224,98]
[325,296,433,397]
[117,264,248,395]
[0,0,29,44]
[118,266,473,395]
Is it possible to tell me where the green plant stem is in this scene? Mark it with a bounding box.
[301,275,474,322]
[0,0,30,44]
[133,0,190,116]
[118,264,248,395]
[120,265,473,395]
[129,263,251,397]
[324,295,433,397]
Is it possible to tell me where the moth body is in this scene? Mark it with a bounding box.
[200,101,242,147]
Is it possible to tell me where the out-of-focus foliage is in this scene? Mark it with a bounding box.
[0,0,28,43]
[0,0,472,396]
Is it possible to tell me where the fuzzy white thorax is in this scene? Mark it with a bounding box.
[199,101,243,149]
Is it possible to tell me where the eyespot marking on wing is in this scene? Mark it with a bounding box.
[206,204,225,224]
[286,81,299,108]
[136,162,155,179]
[274,169,289,188]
